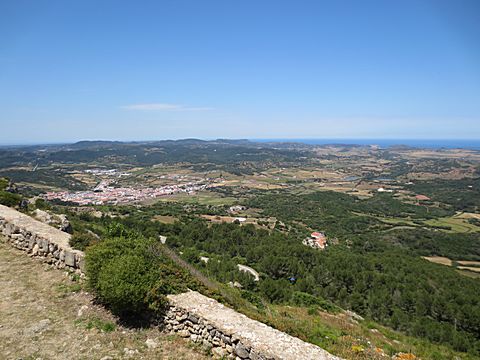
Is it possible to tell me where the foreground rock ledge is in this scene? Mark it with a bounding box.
[166,290,341,360]
[0,204,84,272]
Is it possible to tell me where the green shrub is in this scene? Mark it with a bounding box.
[291,291,320,306]
[0,191,21,207]
[240,290,265,309]
[85,231,197,317]
[259,278,291,303]
[70,232,98,251]
[291,292,340,313]
[86,318,116,332]
[0,178,8,191]
[75,317,116,332]
[96,254,155,314]
[86,235,155,314]
[0,178,22,207]
[34,198,52,210]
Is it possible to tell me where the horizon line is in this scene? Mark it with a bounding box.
[1,137,480,147]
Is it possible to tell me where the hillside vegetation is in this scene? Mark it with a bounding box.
[59,194,480,359]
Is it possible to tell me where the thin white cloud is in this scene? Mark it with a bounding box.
[121,103,213,111]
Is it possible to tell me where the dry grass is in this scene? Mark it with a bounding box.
[422,257,480,277]
[242,182,284,190]
[0,239,208,360]
[423,217,480,233]
[457,266,480,273]
[152,215,178,224]
[200,214,275,230]
[422,256,453,266]
[456,260,480,266]
[455,212,480,220]
[402,149,480,160]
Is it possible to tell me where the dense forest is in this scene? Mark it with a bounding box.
[247,190,453,238]
[408,178,480,212]
[0,140,310,174]
[166,221,480,354]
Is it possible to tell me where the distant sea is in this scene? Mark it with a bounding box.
[253,139,480,150]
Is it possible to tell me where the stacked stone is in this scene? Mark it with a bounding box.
[165,291,341,360]
[163,306,262,360]
[0,216,84,273]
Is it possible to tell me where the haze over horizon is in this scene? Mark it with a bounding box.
[1,0,479,144]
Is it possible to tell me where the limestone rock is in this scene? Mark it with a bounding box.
[187,313,199,323]
[235,343,250,358]
[123,348,138,357]
[202,339,213,351]
[345,310,364,322]
[65,251,75,267]
[33,209,52,224]
[145,338,158,349]
[31,243,39,256]
[77,305,88,317]
[178,329,190,337]
[33,209,73,234]
[212,346,228,358]
[26,319,51,334]
[58,214,73,233]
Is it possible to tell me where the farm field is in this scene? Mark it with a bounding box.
[422,256,453,266]
[422,256,480,278]
[456,260,480,266]
[155,191,237,206]
[152,215,178,224]
[424,216,480,233]
[458,266,480,273]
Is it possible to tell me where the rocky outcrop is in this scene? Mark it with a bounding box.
[5,179,18,193]
[237,264,260,281]
[0,205,83,272]
[164,291,341,360]
[32,209,73,234]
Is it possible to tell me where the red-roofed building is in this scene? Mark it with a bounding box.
[304,231,328,250]
[415,194,431,201]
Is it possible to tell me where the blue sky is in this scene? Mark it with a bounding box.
[1,0,479,144]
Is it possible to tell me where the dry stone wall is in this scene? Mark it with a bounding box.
[164,291,341,360]
[0,204,84,272]
[0,204,341,360]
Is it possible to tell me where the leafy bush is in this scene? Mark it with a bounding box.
[75,317,116,332]
[70,232,98,251]
[240,290,265,309]
[0,177,8,191]
[34,198,52,210]
[96,254,156,314]
[86,318,116,332]
[291,292,340,313]
[85,229,198,317]
[0,177,22,207]
[259,278,291,303]
[0,191,21,207]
